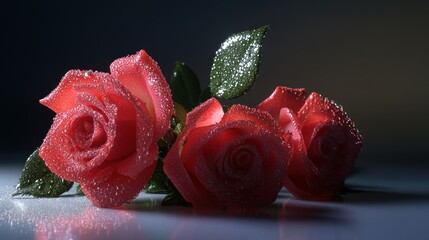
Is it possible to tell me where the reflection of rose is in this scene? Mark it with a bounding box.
[34,207,142,240]
[258,87,362,199]
[39,50,173,207]
[164,98,291,209]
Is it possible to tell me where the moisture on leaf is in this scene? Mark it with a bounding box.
[12,149,73,197]
[210,25,269,99]
[170,62,201,111]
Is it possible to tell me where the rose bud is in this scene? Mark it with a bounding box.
[163,98,291,209]
[39,50,173,207]
[257,86,363,200]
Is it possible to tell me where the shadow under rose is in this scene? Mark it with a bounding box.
[340,184,429,205]
[277,200,357,240]
[125,194,349,224]
[276,200,349,223]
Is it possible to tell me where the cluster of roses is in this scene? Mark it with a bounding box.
[37,49,362,209]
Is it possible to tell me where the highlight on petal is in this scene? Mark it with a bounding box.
[110,50,174,139]
[257,86,307,119]
[186,98,224,129]
[278,107,302,141]
[176,98,229,162]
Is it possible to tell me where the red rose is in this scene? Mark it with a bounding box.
[39,50,173,207]
[257,87,363,200]
[163,98,291,209]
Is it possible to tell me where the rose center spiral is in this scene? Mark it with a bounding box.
[231,148,253,171]
[72,116,106,150]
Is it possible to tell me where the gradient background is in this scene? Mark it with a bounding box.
[1,0,428,168]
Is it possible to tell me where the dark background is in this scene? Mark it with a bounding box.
[1,0,428,167]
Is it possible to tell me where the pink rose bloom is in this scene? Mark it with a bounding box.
[164,98,291,209]
[40,50,173,207]
[258,86,363,200]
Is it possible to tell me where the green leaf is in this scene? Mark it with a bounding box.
[145,157,170,194]
[210,25,269,99]
[173,102,187,125]
[12,149,73,197]
[170,62,201,111]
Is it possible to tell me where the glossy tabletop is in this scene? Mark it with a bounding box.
[1,159,429,240]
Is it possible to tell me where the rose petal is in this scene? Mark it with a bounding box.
[81,162,156,208]
[186,163,220,208]
[191,153,225,208]
[257,86,307,119]
[110,50,174,139]
[40,70,107,114]
[284,151,316,199]
[115,141,158,179]
[181,125,218,165]
[221,104,280,132]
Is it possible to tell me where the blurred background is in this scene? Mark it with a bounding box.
[1,0,428,168]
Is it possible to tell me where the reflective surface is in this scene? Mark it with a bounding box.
[1,161,429,240]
